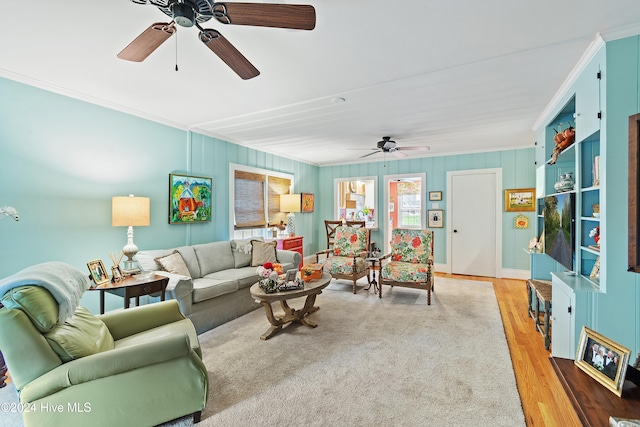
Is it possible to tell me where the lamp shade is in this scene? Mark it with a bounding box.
[280,194,301,213]
[112,195,150,227]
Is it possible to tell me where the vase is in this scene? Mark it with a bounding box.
[554,172,575,192]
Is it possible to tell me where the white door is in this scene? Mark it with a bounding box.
[448,169,500,277]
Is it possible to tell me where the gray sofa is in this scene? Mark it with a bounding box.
[136,238,301,334]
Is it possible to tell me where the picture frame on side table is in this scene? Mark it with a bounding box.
[87,259,110,286]
[575,326,631,397]
[428,209,444,228]
[169,173,212,224]
[504,188,536,212]
[429,191,442,201]
[301,193,315,213]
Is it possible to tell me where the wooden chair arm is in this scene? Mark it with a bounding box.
[315,249,333,262]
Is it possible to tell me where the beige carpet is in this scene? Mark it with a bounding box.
[196,277,525,426]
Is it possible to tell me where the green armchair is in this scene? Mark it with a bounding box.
[0,263,208,427]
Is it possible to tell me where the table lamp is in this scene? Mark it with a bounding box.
[112,195,150,273]
[280,194,301,236]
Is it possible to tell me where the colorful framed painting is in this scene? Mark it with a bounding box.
[575,326,631,397]
[504,188,536,212]
[301,193,315,213]
[169,173,212,224]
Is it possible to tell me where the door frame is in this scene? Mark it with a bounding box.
[383,173,427,254]
[446,168,503,277]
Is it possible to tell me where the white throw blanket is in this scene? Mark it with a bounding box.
[0,261,90,323]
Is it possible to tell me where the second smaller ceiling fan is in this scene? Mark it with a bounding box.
[359,137,430,159]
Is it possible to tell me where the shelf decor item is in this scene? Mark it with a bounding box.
[169,174,212,224]
[575,326,631,397]
[553,172,575,193]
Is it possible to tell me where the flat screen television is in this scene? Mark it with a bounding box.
[543,193,575,271]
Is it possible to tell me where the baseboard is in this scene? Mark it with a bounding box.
[500,269,530,280]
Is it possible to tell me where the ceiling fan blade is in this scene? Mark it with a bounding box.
[212,3,316,30]
[397,146,430,151]
[359,151,381,159]
[200,29,260,80]
[117,22,176,62]
[391,150,408,158]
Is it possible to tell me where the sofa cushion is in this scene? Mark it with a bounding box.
[191,278,238,303]
[155,251,191,278]
[44,306,115,362]
[1,286,58,333]
[206,267,259,290]
[231,237,264,268]
[250,240,278,266]
[174,246,201,279]
[194,242,235,276]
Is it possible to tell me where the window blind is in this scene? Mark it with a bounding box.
[234,170,266,229]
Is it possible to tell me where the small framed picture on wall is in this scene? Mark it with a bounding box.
[429,191,442,201]
[428,209,444,228]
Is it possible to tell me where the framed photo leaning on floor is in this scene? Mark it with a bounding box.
[575,326,631,396]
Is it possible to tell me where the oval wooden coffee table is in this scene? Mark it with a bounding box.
[250,272,331,340]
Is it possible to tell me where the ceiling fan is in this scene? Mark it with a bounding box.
[117,1,316,80]
[359,137,430,159]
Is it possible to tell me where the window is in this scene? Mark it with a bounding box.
[399,193,421,228]
[230,164,293,238]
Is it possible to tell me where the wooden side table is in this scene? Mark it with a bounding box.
[277,235,304,269]
[89,274,169,314]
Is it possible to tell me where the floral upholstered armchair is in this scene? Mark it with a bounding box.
[316,226,370,293]
[379,228,435,304]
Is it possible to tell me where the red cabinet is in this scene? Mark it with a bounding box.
[276,236,303,269]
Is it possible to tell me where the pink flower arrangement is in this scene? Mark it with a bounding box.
[256,262,283,280]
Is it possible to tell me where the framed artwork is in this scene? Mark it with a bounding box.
[389,203,395,213]
[514,214,529,229]
[169,173,212,224]
[301,193,315,213]
[575,326,631,396]
[429,191,442,201]
[87,259,110,286]
[428,209,444,228]
[504,188,536,212]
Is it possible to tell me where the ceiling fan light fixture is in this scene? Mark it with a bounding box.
[173,2,196,27]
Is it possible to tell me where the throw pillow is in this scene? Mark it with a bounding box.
[231,237,263,268]
[155,251,192,278]
[44,306,115,362]
[250,240,278,267]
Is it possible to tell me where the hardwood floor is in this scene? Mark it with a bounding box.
[436,273,582,427]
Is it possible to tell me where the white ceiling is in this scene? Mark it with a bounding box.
[3,0,640,166]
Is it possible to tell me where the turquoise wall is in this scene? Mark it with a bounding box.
[0,77,319,311]
[319,149,536,272]
[0,76,536,314]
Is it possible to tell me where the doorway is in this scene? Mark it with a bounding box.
[447,168,502,277]
[383,173,426,254]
